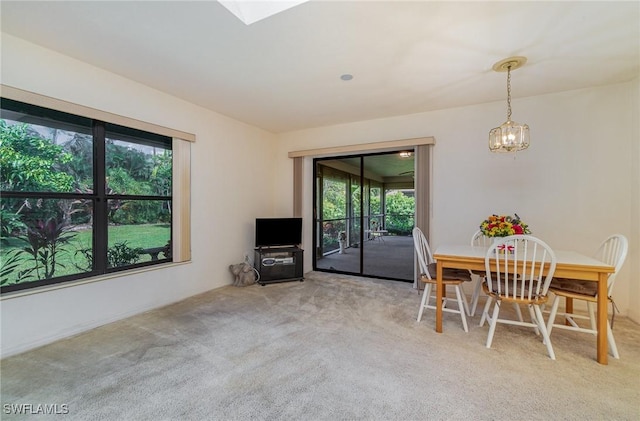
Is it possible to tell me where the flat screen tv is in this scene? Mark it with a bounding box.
[255,217,302,248]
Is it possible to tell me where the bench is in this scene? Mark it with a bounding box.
[141,246,166,261]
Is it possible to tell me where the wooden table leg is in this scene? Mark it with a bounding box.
[596,272,608,365]
[436,260,443,333]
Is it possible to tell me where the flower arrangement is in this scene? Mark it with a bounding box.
[480,213,531,237]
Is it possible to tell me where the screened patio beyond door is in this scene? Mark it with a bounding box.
[314,152,416,281]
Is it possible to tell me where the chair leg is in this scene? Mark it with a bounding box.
[587,302,597,331]
[546,295,561,336]
[513,303,524,322]
[417,282,431,322]
[607,322,620,359]
[460,287,471,318]
[534,305,556,360]
[454,285,469,332]
[469,275,483,316]
[528,305,540,336]
[479,296,492,327]
[486,301,501,348]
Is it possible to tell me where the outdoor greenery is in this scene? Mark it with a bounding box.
[0,120,75,193]
[0,115,172,289]
[319,169,415,254]
[321,177,347,221]
[75,241,145,271]
[384,191,415,235]
[20,218,78,280]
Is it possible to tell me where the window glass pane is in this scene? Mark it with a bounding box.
[370,184,381,215]
[320,171,348,254]
[369,183,382,231]
[385,190,415,235]
[105,135,172,196]
[0,197,94,287]
[350,175,362,242]
[322,177,347,219]
[107,199,171,268]
[1,98,177,293]
[0,113,93,193]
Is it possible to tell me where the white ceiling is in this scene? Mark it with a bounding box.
[1,1,638,133]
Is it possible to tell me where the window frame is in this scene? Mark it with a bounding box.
[1,96,182,294]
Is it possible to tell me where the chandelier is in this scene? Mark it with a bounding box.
[489,56,530,153]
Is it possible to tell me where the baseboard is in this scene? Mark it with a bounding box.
[0,296,191,359]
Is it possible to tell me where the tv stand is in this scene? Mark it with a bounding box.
[254,247,304,285]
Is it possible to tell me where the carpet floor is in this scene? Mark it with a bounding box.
[1,271,639,420]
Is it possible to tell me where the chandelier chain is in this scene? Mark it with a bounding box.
[506,64,512,121]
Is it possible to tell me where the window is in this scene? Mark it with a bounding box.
[1,98,173,293]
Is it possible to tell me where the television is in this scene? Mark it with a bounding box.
[255,217,302,248]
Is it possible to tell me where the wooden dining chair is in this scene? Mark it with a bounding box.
[546,234,628,359]
[474,232,526,323]
[480,235,557,359]
[413,227,471,332]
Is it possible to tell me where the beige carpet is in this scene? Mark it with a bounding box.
[1,271,639,420]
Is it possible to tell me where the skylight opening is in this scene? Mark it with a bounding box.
[218,0,309,25]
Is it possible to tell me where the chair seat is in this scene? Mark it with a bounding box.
[427,263,472,282]
[482,281,549,305]
[549,278,597,297]
[420,275,466,286]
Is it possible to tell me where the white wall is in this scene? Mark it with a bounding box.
[276,81,639,322]
[630,76,640,323]
[1,32,638,357]
[0,34,279,357]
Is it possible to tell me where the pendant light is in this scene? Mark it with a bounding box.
[489,56,530,153]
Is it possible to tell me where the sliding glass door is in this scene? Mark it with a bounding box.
[313,151,415,281]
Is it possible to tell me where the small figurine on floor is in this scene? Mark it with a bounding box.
[229,262,257,287]
[338,231,347,254]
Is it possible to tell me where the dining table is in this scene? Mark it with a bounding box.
[432,244,615,365]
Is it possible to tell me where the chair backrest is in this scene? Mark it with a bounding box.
[412,227,434,280]
[470,230,492,276]
[594,234,628,294]
[471,229,492,247]
[485,235,557,301]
